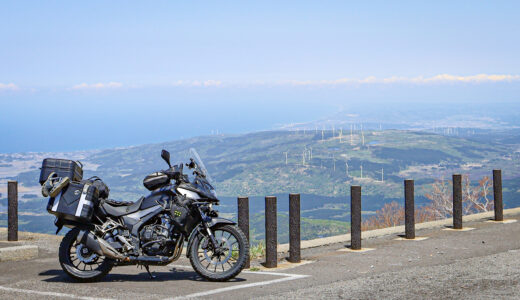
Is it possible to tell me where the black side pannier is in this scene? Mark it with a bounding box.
[47,181,99,223]
[84,176,110,199]
[143,172,169,191]
[39,158,83,185]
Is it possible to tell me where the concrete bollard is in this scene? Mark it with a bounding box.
[350,186,362,250]
[265,196,277,268]
[493,170,503,221]
[288,193,301,263]
[452,174,463,229]
[237,197,250,268]
[404,180,415,239]
[8,181,18,241]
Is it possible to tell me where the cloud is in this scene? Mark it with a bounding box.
[65,74,520,91]
[71,82,123,90]
[415,74,520,83]
[172,80,223,87]
[286,74,520,86]
[0,83,19,91]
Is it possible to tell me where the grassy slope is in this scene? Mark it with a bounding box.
[248,212,350,244]
[69,129,514,199]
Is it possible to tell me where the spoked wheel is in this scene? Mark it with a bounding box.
[59,228,114,282]
[189,224,249,281]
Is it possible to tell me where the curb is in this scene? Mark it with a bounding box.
[277,207,520,253]
[0,245,39,262]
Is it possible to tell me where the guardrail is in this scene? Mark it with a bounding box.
[236,169,505,267]
[7,181,18,241]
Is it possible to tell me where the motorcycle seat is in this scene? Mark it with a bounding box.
[103,199,134,206]
[101,197,144,217]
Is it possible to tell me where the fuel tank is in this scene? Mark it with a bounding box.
[140,185,176,210]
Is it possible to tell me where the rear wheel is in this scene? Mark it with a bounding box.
[59,228,114,282]
[189,225,249,281]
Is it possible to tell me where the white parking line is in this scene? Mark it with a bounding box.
[166,265,310,299]
[0,265,308,300]
[0,285,113,300]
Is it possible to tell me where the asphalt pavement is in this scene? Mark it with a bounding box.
[1,214,520,299]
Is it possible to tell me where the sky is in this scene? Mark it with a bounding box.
[1,1,519,152]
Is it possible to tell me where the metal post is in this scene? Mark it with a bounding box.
[453,174,462,229]
[265,196,277,268]
[350,186,361,250]
[288,193,301,263]
[493,170,503,221]
[8,181,18,241]
[237,197,250,268]
[404,180,415,239]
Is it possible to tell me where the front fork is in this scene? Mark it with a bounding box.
[197,205,220,250]
[202,223,220,250]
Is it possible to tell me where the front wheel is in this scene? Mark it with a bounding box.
[189,225,249,281]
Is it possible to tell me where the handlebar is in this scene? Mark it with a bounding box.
[162,158,206,182]
[163,163,184,180]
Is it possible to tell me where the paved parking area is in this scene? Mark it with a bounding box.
[0,256,311,299]
[1,214,520,299]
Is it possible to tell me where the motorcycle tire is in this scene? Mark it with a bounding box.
[59,228,114,282]
[189,224,249,281]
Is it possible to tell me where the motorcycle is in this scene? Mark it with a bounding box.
[52,148,249,282]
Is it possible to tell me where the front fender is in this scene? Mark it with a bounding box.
[207,217,236,227]
[186,218,237,258]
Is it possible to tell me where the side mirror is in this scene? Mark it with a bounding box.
[161,150,172,168]
[188,158,196,169]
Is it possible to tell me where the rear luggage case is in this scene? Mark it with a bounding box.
[39,158,83,185]
[47,181,99,223]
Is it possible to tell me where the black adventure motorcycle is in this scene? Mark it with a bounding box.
[45,149,248,282]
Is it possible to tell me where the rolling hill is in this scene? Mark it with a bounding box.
[1,128,519,241]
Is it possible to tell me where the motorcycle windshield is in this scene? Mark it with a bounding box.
[189,148,217,198]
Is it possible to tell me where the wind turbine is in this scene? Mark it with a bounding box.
[360,164,363,179]
[361,124,365,146]
[350,124,354,145]
[345,161,349,177]
[283,151,288,165]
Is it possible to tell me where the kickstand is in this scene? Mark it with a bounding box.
[144,265,156,279]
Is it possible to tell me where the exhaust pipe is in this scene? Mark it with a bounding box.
[130,256,171,264]
[76,230,128,261]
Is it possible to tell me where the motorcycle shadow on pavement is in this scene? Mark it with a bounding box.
[38,267,246,283]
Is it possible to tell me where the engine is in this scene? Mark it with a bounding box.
[140,214,177,256]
